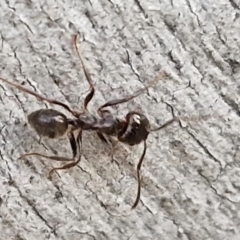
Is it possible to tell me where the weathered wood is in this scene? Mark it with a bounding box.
[0,0,240,239]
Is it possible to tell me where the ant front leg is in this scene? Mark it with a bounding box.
[97,131,119,161]
[97,70,168,114]
[96,108,120,154]
[97,89,146,115]
[97,131,110,144]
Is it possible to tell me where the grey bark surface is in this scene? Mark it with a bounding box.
[0,0,239,239]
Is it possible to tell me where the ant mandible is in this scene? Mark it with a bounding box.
[0,34,178,209]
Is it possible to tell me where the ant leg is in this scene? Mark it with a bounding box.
[97,87,148,114]
[97,132,109,144]
[150,118,176,132]
[38,135,42,145]
[0,77,78,117]
[97,70,168,114]
[73,35,95,111]
[48,130,83,178]
[150,102,180,132]
[97,132,118,160]
[19,132,78,162]
[68,131,78,157]
[131,140,147,209]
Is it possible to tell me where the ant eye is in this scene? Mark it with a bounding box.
[133,115,141,124]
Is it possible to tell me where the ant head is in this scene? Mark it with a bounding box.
[118,112,150,146]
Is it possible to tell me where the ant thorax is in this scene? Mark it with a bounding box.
[77,112,120,136]
[76,112,99,130]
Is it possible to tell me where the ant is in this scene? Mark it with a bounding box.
[0,35,178,209]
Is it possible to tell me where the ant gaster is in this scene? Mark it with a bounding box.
[0,35,178,209]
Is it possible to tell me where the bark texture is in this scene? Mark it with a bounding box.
[0,0,240,239]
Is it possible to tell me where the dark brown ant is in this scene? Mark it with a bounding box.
[0,35,178,209]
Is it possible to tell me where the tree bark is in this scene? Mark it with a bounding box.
[0,0,240,239]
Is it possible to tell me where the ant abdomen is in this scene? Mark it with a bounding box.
[27,109,68,138]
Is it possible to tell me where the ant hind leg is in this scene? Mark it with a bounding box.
[19,132,77,162]
[0,77,78,117]
[48,130,83,179]
[19,131,82,179]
